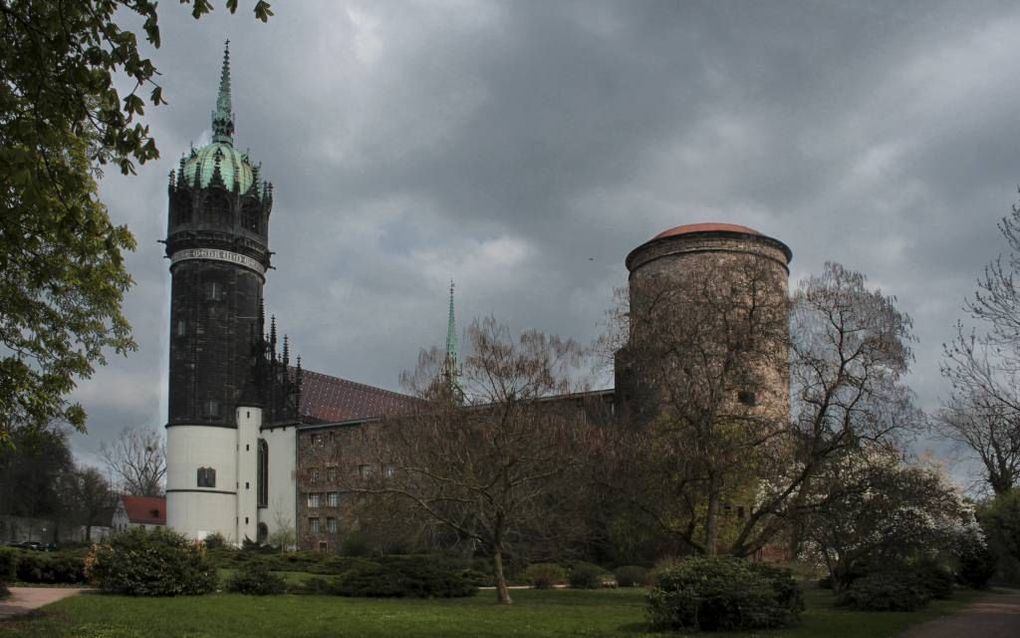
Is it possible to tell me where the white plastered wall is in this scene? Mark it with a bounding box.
[235,406,261,543]
[259,425,297,543]
[166,425,239,541]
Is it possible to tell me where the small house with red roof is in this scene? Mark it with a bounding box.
[112,495,167,533]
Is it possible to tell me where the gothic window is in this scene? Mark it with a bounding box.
[176,198,192,225]
[242,201,260,233]
[207,193,232,227]
[257,439,268,508]
[197,466,216,488]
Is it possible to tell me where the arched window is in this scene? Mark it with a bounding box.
[197,466,216,488]
[257,439,268,508]
[257,522,268,544]
[207,193,231,227]
[242,201,260,233]
[176,198,192,225]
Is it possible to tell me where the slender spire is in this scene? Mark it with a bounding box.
[211,40,235,144]
[445,280,458,369]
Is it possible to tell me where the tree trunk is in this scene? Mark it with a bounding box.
[493,546,513,605]
[493,520,513,605]
[705,480,721,556]
[85,523,92,543]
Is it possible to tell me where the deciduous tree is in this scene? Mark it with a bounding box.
[0,0,271,442]
[316,318,598,604]
[100,425,166,496]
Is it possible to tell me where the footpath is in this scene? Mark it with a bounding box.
[0,587,84,619]
[900,589,1020,638]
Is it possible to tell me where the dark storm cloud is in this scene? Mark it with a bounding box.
[70,1,1020,484]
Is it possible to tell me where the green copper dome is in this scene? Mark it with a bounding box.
[182,142,255,193]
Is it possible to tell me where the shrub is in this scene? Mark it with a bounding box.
[226,561,286,595]
[297,576,339,595]
[340,532,372,557]
[615,565,649,588]
[15,552,85,584]
[647,556,803,632]
[569,562,605,589]
[204,532,228,550]
[86,527,218,596]
[914,560,954,600]
[334,556,476,598]
[524,563,566,589]
[957,541,996,589]
[0,548,16,582]
[838,572,930,611]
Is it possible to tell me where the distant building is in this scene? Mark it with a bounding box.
[112,496,167,532]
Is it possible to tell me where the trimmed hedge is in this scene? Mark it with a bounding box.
[524,563,566,589]
[0,548,16,582]
[335,556,477,598]
[86,527,218,596]
[614,565,649,588]
[568,562,605,589]
[226,561,286,595]
[838,572,930,611]
[647,557,803,632]
[15,552,85,584]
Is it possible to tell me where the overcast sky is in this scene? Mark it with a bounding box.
[71,1,1020,485]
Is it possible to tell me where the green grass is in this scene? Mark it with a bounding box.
[0,585,995,637]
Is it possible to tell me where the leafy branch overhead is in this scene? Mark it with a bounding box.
[0,1,271,440]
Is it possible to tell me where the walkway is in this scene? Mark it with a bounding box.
[901,589,1020,638]
[0,587,84,619]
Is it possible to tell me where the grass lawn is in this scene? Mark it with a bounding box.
[0,585,991,637]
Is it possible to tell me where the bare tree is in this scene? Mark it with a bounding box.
[100,425,166,496]
[609,262,918,557]
[313,318,597,604]
[937,205,1020,494]
[66,467,117,542]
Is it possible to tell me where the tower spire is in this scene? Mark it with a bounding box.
[212,40,234,144]
[445,280,458,370]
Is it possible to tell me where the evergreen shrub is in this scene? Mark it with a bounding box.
[226,561,286,595]
[203,532,227,550]
[647,556,803,632]
[0,548,16,582]
[333,556,477,598]
[614,565,649,587]
[85,527,218,596]
[914,560,954,600]
[524,563,566,589]
[15,552,85,584]
[957,541,996,589]
[568,562,605,589]
[837,572,931,611]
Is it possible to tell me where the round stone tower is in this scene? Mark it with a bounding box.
[616,222,792,426]
[164,43,273,543]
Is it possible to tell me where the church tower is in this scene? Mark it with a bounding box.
[164,43,274,543]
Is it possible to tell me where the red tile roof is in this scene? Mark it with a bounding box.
[653,222,761,239]
[299,369,421,423]
[121,495,166,525]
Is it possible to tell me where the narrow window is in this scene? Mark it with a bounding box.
[205,281,222,301]
[311,468,320,483]
[307,493,321,508]
[257,439,269,508]
[327,492,339,508]
[326,467,337,483]
[327,518,337,534]
[309,518,320,533]
[175,320,187,337]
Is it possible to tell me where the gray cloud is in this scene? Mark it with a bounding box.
[70,1,1020,480]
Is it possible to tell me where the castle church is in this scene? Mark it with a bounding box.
[164,45,792,549]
